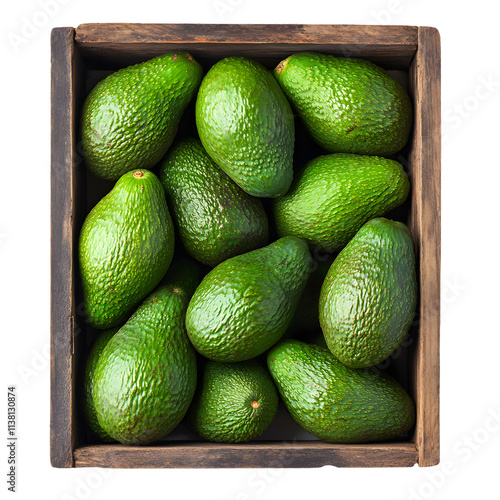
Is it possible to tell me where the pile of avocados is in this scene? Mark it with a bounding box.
[79,50,417,446]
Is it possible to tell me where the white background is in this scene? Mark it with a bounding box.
[2,1,499,499]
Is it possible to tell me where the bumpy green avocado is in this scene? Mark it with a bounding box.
[273,153,409,252]
[79,169,174,329]
[160,138,268,266]
[82,51,202,180]
[196,57,295,198]
[82,328,118,443]
[187,360,279,443]
[185,236,312,362]
[274,52,412,156]
[268,340,415,443]
[92,261,199,445]
[319,218,417,368]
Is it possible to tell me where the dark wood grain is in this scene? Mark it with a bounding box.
[50,27,88,468]
[408,27,441,467]
[74,24,418,69]
[74,441,418,468]
[51,27,76,468]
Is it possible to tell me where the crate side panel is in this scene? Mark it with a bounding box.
[51,27,77,468]
[408,27,441,467]
[71,44,90,453]
[74,24,417,69]
[74,442,418,469]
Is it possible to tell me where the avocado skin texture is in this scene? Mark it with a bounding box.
[187,360,279,443]
[196,57,295,198]
[82,52,202,180]
[186,236,312,362]
[160,138,269,266]
[285,254,336,338]
[93,262,199,445]
[83,328,118,443]
[319,218,417,368]
[267,340,415,443]
[79,169,174,329]
[274,52,412,156]
[273,153,409,252]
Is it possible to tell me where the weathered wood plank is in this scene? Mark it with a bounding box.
[76,23,418,45]
[74,442,418,468]
[408,27,441,467]
[51,27,77,468]
[74,24,418,69]
[51,27,88,468]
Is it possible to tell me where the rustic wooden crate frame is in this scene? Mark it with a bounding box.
[51,24,440,469]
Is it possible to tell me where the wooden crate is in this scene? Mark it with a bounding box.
[51,24,440,469]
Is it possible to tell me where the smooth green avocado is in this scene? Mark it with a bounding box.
[92,261,199,445]
[79,169,174,329]
[274,52,412,156]
[187,360,279,443]
[319,218,417,368]
[268,340,415,443]
[160,138,269,266]
[273,153,410,253]
[186,236,312,362]
[82,51,202,180]
[196,57,295,198]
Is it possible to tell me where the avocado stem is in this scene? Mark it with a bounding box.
[251,400,259,409]
[133,171,144,178]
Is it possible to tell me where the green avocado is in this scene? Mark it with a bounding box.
[92,261,199,445]
[186,236,312,362]
[187,360,279,443]
[273,153,410,253]
[196,57,295,198]
[319,218,417,368]
[160,138,269,266]
[274,52,412,156]
[82,51,202,180]
[267,340,415,443]
[79,169,175,329]
[82,328,118,443]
